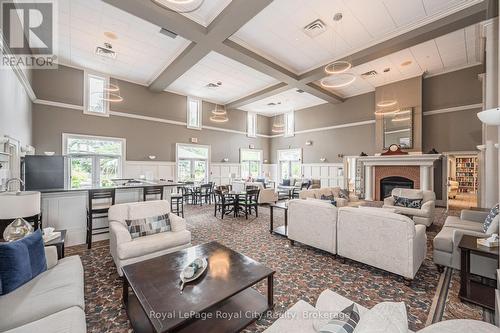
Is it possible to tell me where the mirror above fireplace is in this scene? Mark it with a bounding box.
[383,108,413,149]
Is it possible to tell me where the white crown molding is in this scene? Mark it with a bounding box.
[1,33,37,102]
[423,103,483,116]
[33,99,83,111]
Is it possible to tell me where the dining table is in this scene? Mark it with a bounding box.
[224,190,247,217]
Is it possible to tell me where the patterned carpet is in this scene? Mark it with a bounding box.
[66,204,484,333]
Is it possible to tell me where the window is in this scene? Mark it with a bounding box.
[63,134,125,189]
[284,111,295,137]
[84,72,109,116]
[240,148,262,179]
[278,148,302,180]
[176,144,210,182]
[187,97,202,129]
[247,112,257,138]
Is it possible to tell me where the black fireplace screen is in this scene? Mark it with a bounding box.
[380,176,414,199]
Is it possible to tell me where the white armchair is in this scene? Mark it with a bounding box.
[108,200,191,276]
[383,188,436,226]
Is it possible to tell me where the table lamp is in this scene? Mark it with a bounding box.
[0,191,41,241]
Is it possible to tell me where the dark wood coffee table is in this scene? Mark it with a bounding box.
[122,241,275,333]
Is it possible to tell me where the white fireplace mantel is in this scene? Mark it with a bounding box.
[358,154,442,201]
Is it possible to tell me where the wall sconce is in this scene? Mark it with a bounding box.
[190,137,198,143]
[222,157,229,162]
[305,141,313,146]
[264,159,268,163]
[148,155,156,160]
[477,107,500,125]
[320,157,326,162]
[337,153,344,158]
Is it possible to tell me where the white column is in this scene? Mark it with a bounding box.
[482,19,499,208]
[420,166,431,191]
[364,165,373,201]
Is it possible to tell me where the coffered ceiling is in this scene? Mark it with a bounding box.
[230,0,482,74]
[239,88,328,115]
[315,23,483,98]
[62,0,491,114]
[57,0,190,85]
[166,51,279,104]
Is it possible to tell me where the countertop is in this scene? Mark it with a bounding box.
[38,179,185,194]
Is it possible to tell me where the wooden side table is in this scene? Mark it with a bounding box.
[270,202,288,237]
[45,230,67,259]
[458,235,498,311]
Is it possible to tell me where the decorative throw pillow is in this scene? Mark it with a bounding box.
[294,181,303,188]
[354,302,408,333]
[393,195,423,209]
[339,189,350,199]
[126,214,171,239]
[320,195,337,206]
[0,229,47,295]
[282,179,290,186]
[483,204,499,233]
[313,303,361,333]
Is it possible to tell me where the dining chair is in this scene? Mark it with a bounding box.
[214,189,236,219]
[143,186,164,201]
[238,189,260,219]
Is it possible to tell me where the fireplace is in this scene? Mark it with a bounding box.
[380,176,414,199]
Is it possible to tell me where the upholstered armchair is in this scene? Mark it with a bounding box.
[383,188,436,226]
[108,200,191,276]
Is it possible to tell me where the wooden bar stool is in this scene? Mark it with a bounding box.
[143,186,164,201]
[87,188,115,249]
[170,194,184,218]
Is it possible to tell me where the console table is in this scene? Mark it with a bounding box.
[458,235,498,311]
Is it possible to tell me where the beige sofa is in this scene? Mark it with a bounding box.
[263,289,497,333]
[231,181,278,204]
[433,209,498,278]
[288,199,338,254]
[338,207,427,279]
[108,200,192,276]
[298,187,350,207]
[383,188,436,226]
[0,246,86,333]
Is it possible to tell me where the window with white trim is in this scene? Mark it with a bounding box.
[284,111,295,137]
[240,148,262,179]
[278,148,302,180]
[247,112,257,138]
[84,72,109,116]
[187,97,202,129]
[63,134,125,189]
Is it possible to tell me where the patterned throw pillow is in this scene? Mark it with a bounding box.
[483,204,499,233]
[339,189,350,199]
[393,195,423,209]
[315,303,361,333]
[126,214,171,239]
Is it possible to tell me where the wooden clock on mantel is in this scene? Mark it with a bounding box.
[381,144,409,156]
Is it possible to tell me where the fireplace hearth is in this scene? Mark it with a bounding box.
[380,176,414,199]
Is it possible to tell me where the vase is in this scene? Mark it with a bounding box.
[3,217,33,241]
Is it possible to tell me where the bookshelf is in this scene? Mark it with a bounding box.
[455,157,478,193]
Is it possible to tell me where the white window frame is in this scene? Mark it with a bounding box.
[240,148,263,178]
[176,143,211,182]
[62,133,125,187]
[284,111,295,137]
[247,112,257,138]
[277,148,302,180]
[83,71,110,117]
[187,97,202,130]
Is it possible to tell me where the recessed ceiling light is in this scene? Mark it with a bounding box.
[401,60,412,67]
[104,32,118,40]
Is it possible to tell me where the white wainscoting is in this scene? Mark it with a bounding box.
[124,161,176,181]
[210,163,241,186]
[302,163,345,188]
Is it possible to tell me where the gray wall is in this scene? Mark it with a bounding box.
[31,65,270,162]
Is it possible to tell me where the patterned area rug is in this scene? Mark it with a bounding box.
[65,204,481,333]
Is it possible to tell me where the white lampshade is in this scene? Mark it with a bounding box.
[0,191,41,219]
[477,107,500,125]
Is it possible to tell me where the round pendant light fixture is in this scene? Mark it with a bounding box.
[391,114,411,122]
[320,73,356,89]
[211,104,227,115]
[376,100,398,108]
[209,103,229,123]
[210,114,229,123]
[271,114,285,133]
[104,83,120,92]
[324,60,352,74]
[100,92,124,103]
